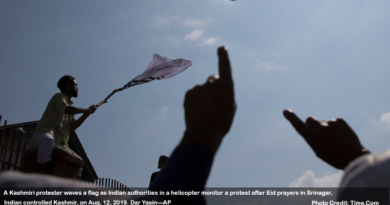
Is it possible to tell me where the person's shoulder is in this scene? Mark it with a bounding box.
[151,171,160,176]
[50,93,66,101]
[52,93,65,97]
[341,150,390,188]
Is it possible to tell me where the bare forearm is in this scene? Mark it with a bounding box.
[64,106,89,115]
[70,114,89,131]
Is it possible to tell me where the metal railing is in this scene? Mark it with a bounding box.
[0,116,28,172]
[89,177,131,191]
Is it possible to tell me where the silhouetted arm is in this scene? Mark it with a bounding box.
[150,47,236,204]
[70,105,97,131]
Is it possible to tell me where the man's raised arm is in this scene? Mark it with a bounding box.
[69,105,97,131]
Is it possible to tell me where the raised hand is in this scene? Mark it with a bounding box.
[283,109,370,169]
[181,47,237,154]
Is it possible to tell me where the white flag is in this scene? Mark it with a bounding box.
[96,54,192,107]
[122,53,192,89]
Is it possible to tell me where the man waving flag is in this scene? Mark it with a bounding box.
[97,54,192,107]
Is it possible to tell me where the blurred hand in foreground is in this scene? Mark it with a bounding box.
[283,109,370,169]
[181,46,236,154]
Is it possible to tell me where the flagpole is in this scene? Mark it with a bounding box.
[96,88,124,107]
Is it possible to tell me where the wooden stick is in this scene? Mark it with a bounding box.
[96,88,124,107]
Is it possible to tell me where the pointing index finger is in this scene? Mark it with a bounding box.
[283,109,309,139]
[218,46,233,84]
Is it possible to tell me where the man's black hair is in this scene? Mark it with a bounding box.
[57,75,75,92]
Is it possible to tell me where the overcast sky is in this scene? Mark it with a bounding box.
[1,0,390,188]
